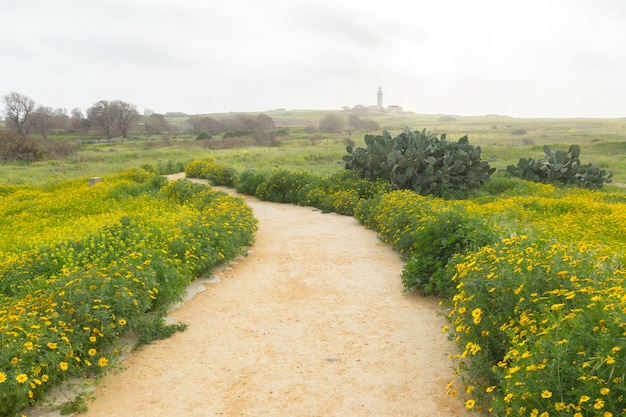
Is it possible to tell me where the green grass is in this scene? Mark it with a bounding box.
[1,111,624,184]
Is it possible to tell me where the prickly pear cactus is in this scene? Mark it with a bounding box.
[506,144,613,189]
[344,129,495,196]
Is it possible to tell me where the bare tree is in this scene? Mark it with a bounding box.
[256,114,276,131]
[71,107,93,135]
[188,115,225,135]
[52,108,69,130]
[3,92,36,136]
[319,113,345,133]
[32,105,55,139]
[235,113,257,131]
[144,111,173,135]
[111,100,139,138]
[348,114,380,131]
[87,100,118,138]
[86,99,139,138]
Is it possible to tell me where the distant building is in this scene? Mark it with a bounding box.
[346,87,402,113]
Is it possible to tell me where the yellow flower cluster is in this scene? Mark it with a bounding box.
[351,177,626,414]
[0,169,257,416]
[443,185,626,415]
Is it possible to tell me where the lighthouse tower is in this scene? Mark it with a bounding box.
[377,86,383,109]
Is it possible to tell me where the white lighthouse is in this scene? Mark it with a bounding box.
[377,86,383,109]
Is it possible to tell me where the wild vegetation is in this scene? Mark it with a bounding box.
[506,144,613,189]
[2,93,626,416]
[0,169,256,416]
[344,129,495,197]
[188,161,625,416]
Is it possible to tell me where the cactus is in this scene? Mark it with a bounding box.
[344,129,495,197]
[505,144,613,189]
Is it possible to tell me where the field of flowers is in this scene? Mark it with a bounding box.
[0,169,257,417]
[353,181,626,416]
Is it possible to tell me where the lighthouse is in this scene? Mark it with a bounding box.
[377,87,383,109]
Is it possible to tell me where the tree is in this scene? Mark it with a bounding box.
[3,92,36,136]
[256,114,276,131]
[52,108,69,131]
[111,100,139,138]
[188,116,203,135]
[348,114,380,131]
[86,99,138,138]
[188,115,225,135]
[31,105,55,139]
[70,107,92,134]
[234,113,257,131]
[144,111,173,135]
[87,100,116,138]
[319,113,345,133]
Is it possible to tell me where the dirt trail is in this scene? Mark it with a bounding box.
[75,176,470,417]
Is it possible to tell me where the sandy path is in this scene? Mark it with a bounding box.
[77,179,470,417]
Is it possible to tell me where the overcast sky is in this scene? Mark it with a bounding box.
[2,0,625,118]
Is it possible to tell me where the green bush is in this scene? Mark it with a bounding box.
[157,160,185,175]
[303,171,391,216]
[0,132,46,162]
[236,169,270,195]
[402,209,497,295]
[255,170,320,204]
[185,159,238,187]
[222,130,250,138]
[506,144,613,189]
[354,190,451,255]
[196,131,212,140]
[344,129,495,197]
[444,236,626,414]
[237,169,389,216]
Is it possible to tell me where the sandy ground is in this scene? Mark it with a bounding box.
[27,176,474,417]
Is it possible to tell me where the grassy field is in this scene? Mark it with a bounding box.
[1,110,624,184]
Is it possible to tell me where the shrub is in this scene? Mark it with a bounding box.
[344,129,495,197]
[237,168,389,216]
[196,131,212,140]
[40,139,77,158]
[185,159,237,187]
[319,113,345,133]
[156,160,185,175]
[255,170,319,203]
[222,130,250,138]
[353,190,447,255]
[299,171,387,215]
[506,144,613,189]
[444,236,626,415]
[510,128,527,135]
[0,132,46,162]
[402,208,497,295]
[235,169,269,195]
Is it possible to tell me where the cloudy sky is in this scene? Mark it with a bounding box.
[2,0,625,118]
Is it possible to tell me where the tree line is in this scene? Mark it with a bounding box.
[1,92,144,139]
